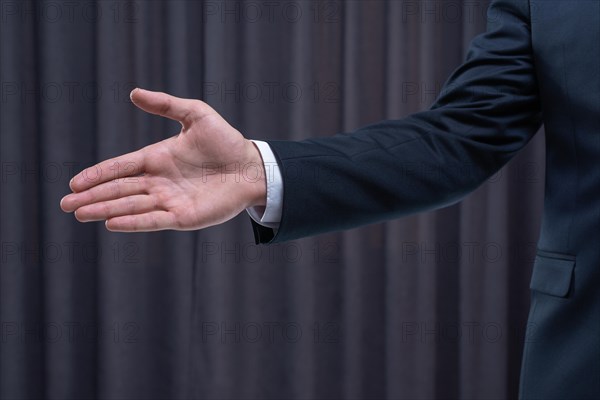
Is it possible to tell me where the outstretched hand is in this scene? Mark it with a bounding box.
[60,89,267,232]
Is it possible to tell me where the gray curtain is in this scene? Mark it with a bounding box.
[0,0,545,398]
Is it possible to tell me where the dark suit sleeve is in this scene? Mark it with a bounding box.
[251,0,542,244]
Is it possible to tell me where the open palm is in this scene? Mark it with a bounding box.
[60,89,266,232]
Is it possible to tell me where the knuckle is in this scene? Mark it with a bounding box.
[151,214,159,230]
[187,100,206,122]
[160,98,172,116]
[192,99,205,112]
[102,202,111,218]
[126,196,136,214]
[172,215,183,230]
[109,181,122,198]
[152,194,160,210]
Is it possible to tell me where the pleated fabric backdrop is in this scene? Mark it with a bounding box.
[0,0,545,398]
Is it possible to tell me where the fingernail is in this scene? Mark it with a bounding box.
[69,178,74,190]
[130,88,138,101]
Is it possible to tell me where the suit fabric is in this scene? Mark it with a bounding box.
[251,1,600,398]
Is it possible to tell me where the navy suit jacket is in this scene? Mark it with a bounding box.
[251,1,600,398]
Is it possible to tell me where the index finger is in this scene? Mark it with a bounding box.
[70,149,146,193]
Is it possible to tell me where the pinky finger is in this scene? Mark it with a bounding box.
[105,211,177,232]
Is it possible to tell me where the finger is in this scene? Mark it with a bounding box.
[74,195,158,222]
[69,149,145,193]
[61,177,147,212]
[63,175,147,210]
[130,88,214,128]
[105,211,177,232]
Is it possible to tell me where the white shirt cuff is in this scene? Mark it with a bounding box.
[246,140,283,229]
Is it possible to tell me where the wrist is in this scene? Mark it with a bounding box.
[244,139,268,208]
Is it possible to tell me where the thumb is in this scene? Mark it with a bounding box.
[130,88,211,128]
